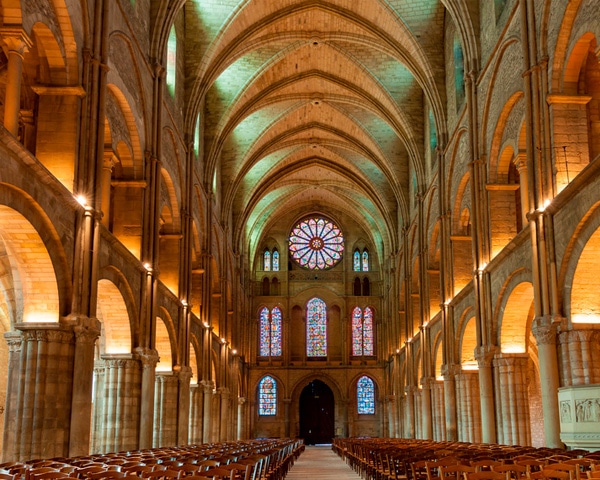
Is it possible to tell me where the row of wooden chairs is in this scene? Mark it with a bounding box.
[333,438,600,480]
[0,438,304,480]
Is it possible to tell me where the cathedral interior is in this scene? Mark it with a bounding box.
[0,0,600,462]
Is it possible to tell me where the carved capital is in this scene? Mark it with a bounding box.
[532,316,559,345]
[474,345,498,368]
[238,396,247,406]
[72,317,101,346]
[441,363,461,379]
[0,27,32,56]
[135,347,160,369]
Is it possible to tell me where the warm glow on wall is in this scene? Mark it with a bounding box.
[501,343,526,354]
[571,314,600,324]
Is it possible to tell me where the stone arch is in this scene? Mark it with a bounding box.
[496,278,534,354]
[0,205,59,325]
[458,309,477,370]
[560,201,600,326]
[156,307,177,372]
[96,272,136,355]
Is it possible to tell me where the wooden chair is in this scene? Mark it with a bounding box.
[528,470,571,480]
[542,464,580,480]
[493,464,528,480]
[466,471,508,480]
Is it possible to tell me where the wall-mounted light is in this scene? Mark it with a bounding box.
[76,195,87,207]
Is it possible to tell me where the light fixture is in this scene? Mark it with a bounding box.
[76,195,87,207]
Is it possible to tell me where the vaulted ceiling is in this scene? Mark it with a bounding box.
[184,0,453,261]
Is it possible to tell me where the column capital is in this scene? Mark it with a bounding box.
[3,331,22,353]
[532,315,561,345]
[0,27,32,56]
[238,396,247,405]
[135,347,160,369]
[69,316,101,345]
[441,363,461,378]
[475,345,498,368]
[175,365,193,384]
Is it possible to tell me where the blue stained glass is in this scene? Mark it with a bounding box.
[272,250,279,271]
[259,307,282,357]
[362,250,369,271]
[289,217,344,270]
[357,376,375,414]
[264,250,271,271]
[259,376,277,416]
[271,307,282,356]
[353,250,361,271]
[306,297,327,357]
[352,306,374,356]
[352,307,363,356]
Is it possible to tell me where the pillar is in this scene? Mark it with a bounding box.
[153,372,178,447]
[387,395,397,438]
[69,318,101,457]
[218,387,230,441]
[237,397,247,440]
[189,384,203,443]
[532,316,563,447]
[0,28,31,137]
[177,366,192,445]
[136,348,159,449]
[404,385,416,438]
[431,381,445,441]
[96,355,142,453]
[494,353,531,446]
[420,377,433,439]
[284,398,291,438]
[442,363,459,441]
[2,332,22,461]
[201,380,214,443]
[475,345,497,443]
[100,152,116,227]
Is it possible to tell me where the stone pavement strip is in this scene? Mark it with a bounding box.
[285,445,363,479]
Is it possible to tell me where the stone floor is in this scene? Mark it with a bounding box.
[285,445,362,479]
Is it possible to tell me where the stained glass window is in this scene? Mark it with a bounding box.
[259,307,282,356]
[306,297,327,357]
[289,217,344,270]
[258,375,277,416]
[272,250,279,271]
[352,306,374,356]
[353,250,360,271]
[264,250,271,271]
[362,250,369,272]
[357,376,375,414]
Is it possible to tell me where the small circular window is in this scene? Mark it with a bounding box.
[288,216,344,269]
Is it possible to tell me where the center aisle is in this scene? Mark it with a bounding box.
[285,445,362,479]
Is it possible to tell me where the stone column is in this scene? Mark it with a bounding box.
[420,377,433,439]
[0,28,31,136]
[189,384,203,444]
[237,397,247,440]
[136,348,159,449]
[201,380,214,443]
[442,363,459,441]
[8,327,75,461]
[431,380,446,441]
[475,345,497,443]
[153,372,178,447]
[494,353,531,446]
[177,366,192,445]
[404,386,416,438]
[387,395,397,438]
[284,398,291,438]
[456,370,481,443]
[100,153,116,227]
[532,316,562,447]
[97,355,142,453]
[69,318,101,457]
[218,387,230,441]
[2,332,22,461]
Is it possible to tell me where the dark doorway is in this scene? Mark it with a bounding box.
[299,379,335,445]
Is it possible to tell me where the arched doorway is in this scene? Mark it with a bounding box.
[299,379,334,445]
